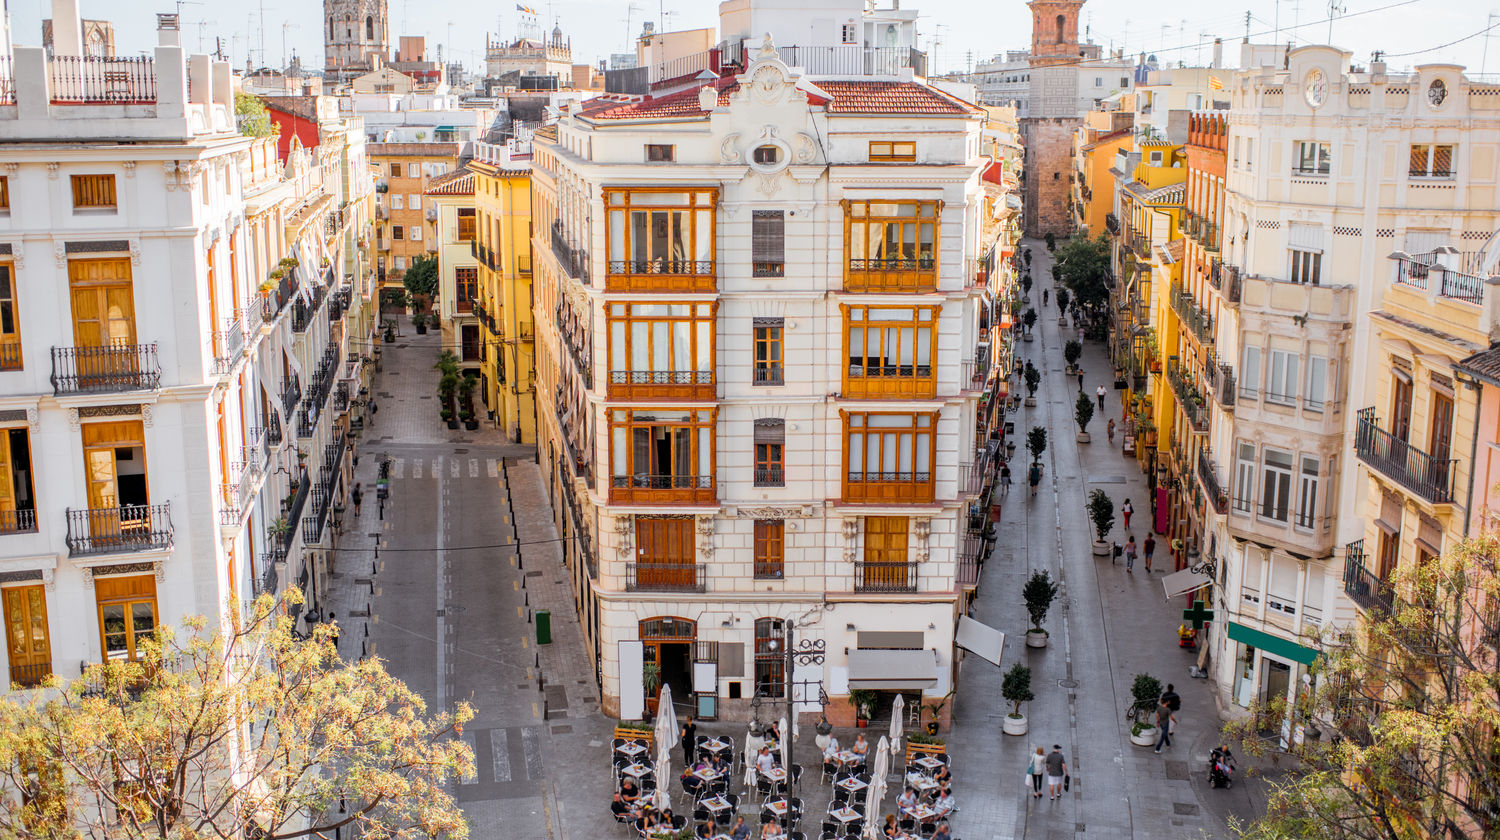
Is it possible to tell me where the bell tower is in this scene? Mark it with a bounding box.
[324,0,389,80]
[1020,0,1087,238]
[1027,0,1084,66]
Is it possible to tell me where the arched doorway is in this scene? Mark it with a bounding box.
[640,616,696,708]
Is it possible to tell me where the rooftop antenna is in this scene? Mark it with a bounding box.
[1483,11,1498,75]
[623,2,645,46]
[281,20,299,70]
[1326,0,1346,42]
[191,18,218,53]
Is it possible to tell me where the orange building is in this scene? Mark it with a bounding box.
[369,142,460,285]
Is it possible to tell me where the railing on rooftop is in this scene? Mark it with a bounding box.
[48,55,157,104]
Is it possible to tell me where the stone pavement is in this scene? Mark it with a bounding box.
[944,239,1272,840]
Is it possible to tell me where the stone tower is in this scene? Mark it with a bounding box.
[324,0,388,79]
[1021,0,1086,238]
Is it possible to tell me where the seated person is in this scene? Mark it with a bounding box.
[931,763,952,785]
[764,721,781,744]
[620,778,641,805]
[610,793,635,821]
[696,822,713,839]
[896,787,919,814]
[822,735,842,760]
[761,820,783,839]
[713,753,730,774]
[882,814,900,838]
[932,822,952,840]
[640,809,659,831]
[933,789,955,816]
[730,815,752,840]
[851,733,869,756]
[754,746,777,778]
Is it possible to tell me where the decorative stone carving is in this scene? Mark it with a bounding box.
[740,506,809,520]
[842,517,859,563]
[750,65,784,106]
[913,517,932,563]
[141,404,154,427]
[756,33,778,60]
[46,163,58,180]
[3,163,16,176]
[615,515,633,560]
[696,515,715,558]
[54,243,66,267]
[26,408,38,431]
[66,408,80,429]
[42,568,54,592]
[11,244,22,269]
[79,404,142,418]
[755,172,783,198]
[129,240,142,266]
[122,161,136,179]
[719,132,743,164]
[793,132,819,164]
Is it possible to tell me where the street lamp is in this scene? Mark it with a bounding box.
[754,620,827,796]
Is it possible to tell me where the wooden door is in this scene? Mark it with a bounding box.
[635,518,695,588]
[68,259,136,346]
[0,431,13,515]
[81,421,147,539]
[3,585,50,684]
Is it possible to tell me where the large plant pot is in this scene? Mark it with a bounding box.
[1025,629,1049,649]
[446,419,459,430]
[1059,317,1069,326]
[855,717,869,728]
[464,419,479,430]
[1130,725,1159,747]
[415,324,428,334]
[1024,333,1035,343]
[1002,713,1029,736]
[1024,397,1037,407]
[1092,540,1111,557]
[1076,432,1090,443]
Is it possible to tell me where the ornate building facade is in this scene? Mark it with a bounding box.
[324,0,389,83]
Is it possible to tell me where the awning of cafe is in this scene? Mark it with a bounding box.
[847,649,939,690]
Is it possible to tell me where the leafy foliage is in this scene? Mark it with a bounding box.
[1075,391,1094,433]
[1055,234,1113,313]
[234,92,278,138]
[1129,673,1163,723]
[1087,489,1114,543]
[1001,664,1034,716]
[1023,361,1041,398]
[1044,232,1056,251]
[402,255,440,310]
[1064,339,1082,368]
[0,592,473,840]
[1023,570,1059,631]
[1227,536,1500,840]
[1022,307,1037,332]
[1055,287,1071,313]
[1027,425,1047,465]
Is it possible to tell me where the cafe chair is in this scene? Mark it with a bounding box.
[832,788,850,805]
[791,765,804,786]
[761,810,777,825]
[820,834,837,840]
[641,777,658,794]
[821,758,837,784]
[920,823,937,838]
[899,817,917,834]
[694,807,710,823]
[756,776,774,801]
[844,827,862,840]
[790,832,807,840]
[671,815,687,832]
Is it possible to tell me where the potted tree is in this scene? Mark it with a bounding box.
[849,689,877,727]
[1074,391,1094,443]
[383,319,397,343]
[1063,339,1082,376]
[1021,274,1033,300]
[1088,489,1115,556]
[1128,673,1164,747]
[438,373,459,429]
[1023,362,1041,408]
[1023,247,1032,268]
[267,517,292,548]
[1001,663,1033,735]
[643,662,662,717]
[411,311,428,335]
[1023,569,1059,648]
[1044,232,1056,252]
[1056,288,1071,325]
[1027,425,1047,466]
[1022,308,1037,342]
[923,691,954,736]
[459,375,479,430]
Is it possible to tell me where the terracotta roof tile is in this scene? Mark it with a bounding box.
[1459,346,1500,385]
[425,167,475,195]
[577,78,977,122]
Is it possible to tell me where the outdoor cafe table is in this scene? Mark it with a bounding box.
[702,795,733,814]
[694,766,725,783]
[764,798,789,816]
[831,750,860,767]
[622,763,654,780]
[905,773,937,793]
[835,776,868,794]
[701,737,732,755]
[905,804,940,823]
[913,756,946,771]
[828,806,863,824]
[618,741,648,758]
[762,767,787,784]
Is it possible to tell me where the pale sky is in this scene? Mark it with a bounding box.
[9,0,1499,79]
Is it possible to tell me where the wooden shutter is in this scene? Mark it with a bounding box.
[752,211,784,265]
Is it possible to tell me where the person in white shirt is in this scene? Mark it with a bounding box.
[852,734,869,756]
[933,789,954,816]
[896,787,919,814]
[754,747,776,778]
[822,735,842,760]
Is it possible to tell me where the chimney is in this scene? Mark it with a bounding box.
[1211,38,1222,69]
[157,13,181,48]
[50,0,82,57]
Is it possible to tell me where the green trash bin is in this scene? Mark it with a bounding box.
[536,609,552,645]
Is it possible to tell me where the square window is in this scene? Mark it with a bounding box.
[646,144,675,162]
[71,174,116,210]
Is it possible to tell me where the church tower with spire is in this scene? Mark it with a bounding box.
[324,0,389,82]
[1021,0,1087,237]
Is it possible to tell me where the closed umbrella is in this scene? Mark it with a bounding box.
[889,695,905,770]
[862,736,891,839]
[779,715,791,789]
[654,684,677,811]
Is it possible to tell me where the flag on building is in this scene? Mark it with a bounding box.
[1209,76,1223,90]
[516,4,537,14]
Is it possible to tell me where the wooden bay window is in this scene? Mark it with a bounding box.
[843,304,938,399]
[843,411,936,503]
[632,517,700,591]
[610,408,716,504]
[844,199,940,293]
[607,302,716,400]
[605,188,717,292]
[3,584,51,685]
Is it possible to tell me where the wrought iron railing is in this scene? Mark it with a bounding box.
[854,561,919,593]
[609,370,714,386]
[754,468,785,487]
[50,343,161,394]
[213,312,247,375]
[1354,408,1457,504]
[1197,449,1227,514]
[753,366,784,386]
[550,221,591,285]
[65,503,174,556]
[626,562,704,592]
[1165,361,1210,432]
[8,661,51,687]
[297,343,339,438]
[1170,285,1214,346]
[1205,362,1236,410]
[611,474,714,491]
[847,257,936,272]
[0,508,37,534]
[1209,259,1242,303]
[1343,540,1394,614]
[609,259,715,276]
[48,55,157,103]
[280,377,301,418]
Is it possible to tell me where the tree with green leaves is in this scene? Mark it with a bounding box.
[402,254,440,313]
[1023,361,1041,401]
[1087,489,1114,543]
[1022,307,1038,335]
[0,591,474,840]
[234,92,278,138]
[1027,425,1047,465]
[1055,234,1113,313]
[1226,535,1500,840]
[1074,391,1094,434]
[1064,339,1082,370]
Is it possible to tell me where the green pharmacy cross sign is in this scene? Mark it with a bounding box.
[1182,599,1215,630]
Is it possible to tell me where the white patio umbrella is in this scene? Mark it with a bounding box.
[654,684,677,811]
[862,736,891,839]
[889,695,905,769]
[778,715,791,789]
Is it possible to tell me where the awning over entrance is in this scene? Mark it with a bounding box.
[955,616,1005,667]
[847,649,939,690]
[1226,620,1319,666]
[1161,567,1212,601]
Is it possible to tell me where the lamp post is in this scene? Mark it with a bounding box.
[758,619,827,796]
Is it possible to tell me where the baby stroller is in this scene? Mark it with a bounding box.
[1208,746,1235,789]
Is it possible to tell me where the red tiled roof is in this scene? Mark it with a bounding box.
[578,78,977,122]
[425,167,475,195]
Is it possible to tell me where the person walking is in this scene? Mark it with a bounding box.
[1143,533,1156,572]
[1044,745,1067,801]
[1095,384,1107,411]
[1042,289,1049,305]
[1107,418,1116,442]
[1077,370,1085,392]
[1027,746,1046,798]
[1028,463,1042,497]
[680,715,697,766]
[351,482,363,517]
[1121,498,1134,530]
[1153,698,1176,754]
[327,612,340,653]
[1000,461,1012,490]
[1124,534,1137,572]
[1160,683,1181,715]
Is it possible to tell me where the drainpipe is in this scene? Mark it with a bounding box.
[1458,372,1483,539]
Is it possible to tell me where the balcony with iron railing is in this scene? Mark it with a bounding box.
[555,404,593,484]
[50,343,162,395]
[256,546,285,596]
[0,508,37,534]
[297,343,339,438]
[1129,230,1150,259]
[549,220,591,286]
[1342,540,1395,614]
[1204,361,1236,411]
[1354,407,1457,505]
[1165,360,1210,432]
[1209,258,1242,304]
[8,661,50,688]
[853,561,919,593]
[280,376,302,418]
[754,467,785,487]
[1197,448,1228,515]
[753,365,784,386]
[1170,285,1214,347]
[625,561,704,593]
[212,312,247,375]
[1391,252,1488,306]
[65,502,174,557]
[607,258,716,293]
[607,369,715,401]
[291,284,329,333]
[609,474,716,505]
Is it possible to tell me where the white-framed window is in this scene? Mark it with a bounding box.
[1290,248,1322,285]
[1295,455,1320,530]
[1095,77,1103,87]
[410,225,422,241]
[1241,346,1261,399]
[390,194,404,210]
[1259,448,1293,522]
[1294,141,1331,175]
[841,23,857,44]
[1306,356,1329,411]
[394,256,406,270]
[1233,137,1241,168]
[1245,138,1254,171]
[1268,349,1299,405]
[410,195,422,210]
[1234,442,1256,513]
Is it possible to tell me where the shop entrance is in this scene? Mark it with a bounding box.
[640,616,696,713]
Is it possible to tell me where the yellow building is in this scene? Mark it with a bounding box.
[368,142,459,287]
[1071,109,1133,236]
[469,142,536,443]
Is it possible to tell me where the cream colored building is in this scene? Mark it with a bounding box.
[532,33,1001,724]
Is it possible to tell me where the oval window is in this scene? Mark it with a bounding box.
[753,146,780,165]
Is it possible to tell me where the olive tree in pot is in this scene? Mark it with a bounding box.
[1056,288,1071,325]
[1021,274,1033,300]
[1023,569,1059,648]
[1044,231,1056,252]
[1023,361,1041,407]
[1022,307,1037,342]
[1001,663,1034,735]
[1027,425,1047,466]
[1074,391,1094,443]
[1063,339,1082,375]
[1128,673,1164,746]
[1088,488,1115,556]
[458,374,479,430]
